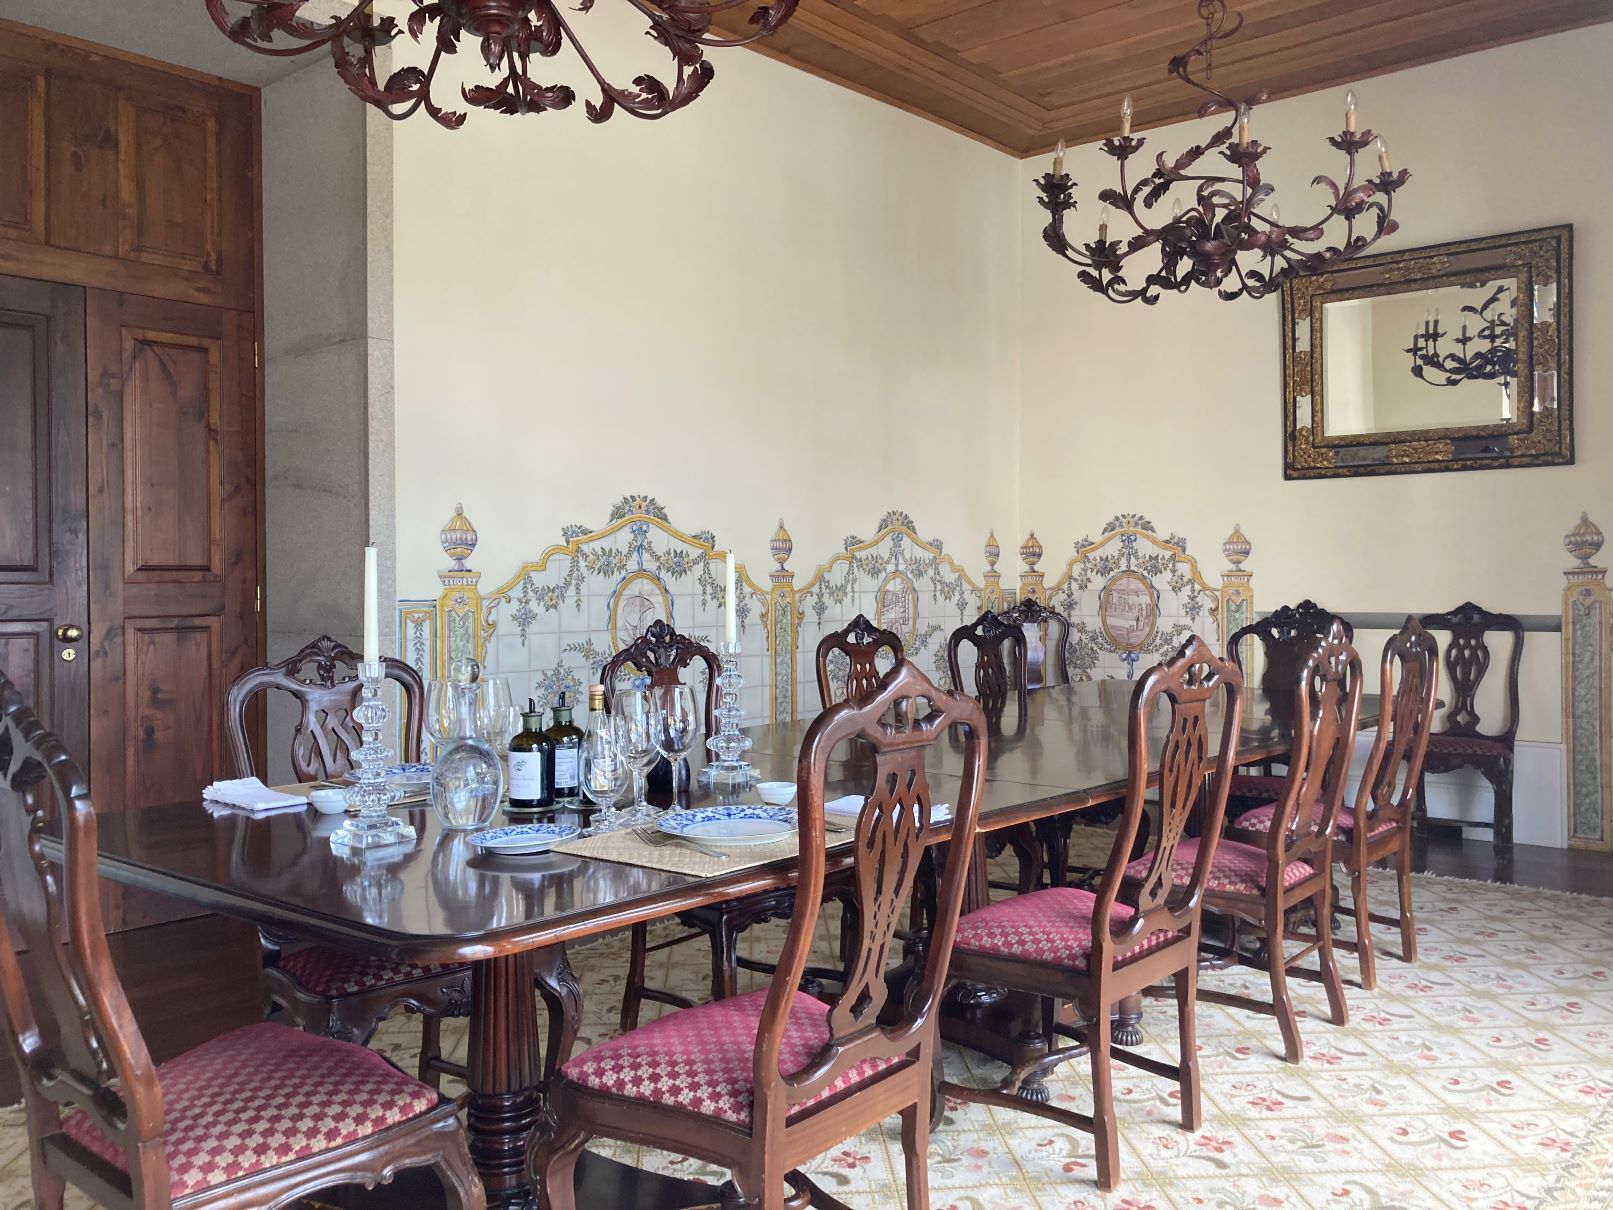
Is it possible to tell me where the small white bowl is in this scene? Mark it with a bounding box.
[309,788,349,815]
[756,781,797,806]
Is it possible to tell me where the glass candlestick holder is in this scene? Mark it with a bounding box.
[330,661,418,852]
[700,640,757,790]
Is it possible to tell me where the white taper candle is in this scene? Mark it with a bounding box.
[724,551,738,646]
[363,545,379,666]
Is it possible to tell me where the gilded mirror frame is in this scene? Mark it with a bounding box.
[1281,225,1572,479]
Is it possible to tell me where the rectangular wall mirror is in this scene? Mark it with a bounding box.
[1281,226,1572,479]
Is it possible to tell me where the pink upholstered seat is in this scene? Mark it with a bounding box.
[278,944,461,998]
[953,886,1176,970]
[1123,836,1313,898]
[1232,799,1396,840]
[1425,733,1511,757]
[61,1022,439,1198]
[561,988,899,1127]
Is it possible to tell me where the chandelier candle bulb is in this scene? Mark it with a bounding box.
[1120,93,1134,137]
[1052,138,1066,177]
[1376,136,1391,173]
[1236,103,1250,147]
[1098,205,1111,243]
[1345,89,1357,133]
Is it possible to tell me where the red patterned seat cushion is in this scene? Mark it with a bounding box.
[61,1022,438,1197]
[1124,836,1313,898]
[953,886,1176,970]
[1232,799,1396,840]
[1427,733,1511,757]
[278,944,462,998]
[561,988,898,1126]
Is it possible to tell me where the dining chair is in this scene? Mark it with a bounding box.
[946,609,1029,718]
[814,612,903,709]
[1183,621,1360,1062]
[1226,598,1352,785]
[940,634,1244,1193]
[609,620,828,1033]
[1330,617,1439,989]
[225,635,469,1089]
[1415,601,1522,854]
[0,675,485,1210]
[533,658,989,1210]
[999,596,1071,689]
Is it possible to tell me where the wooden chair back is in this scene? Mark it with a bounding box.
[815,614,904,709]
[1352,617,1440,836]
[946,611,1028,717]
[1095,635,1244,967]
[1228,599,1353,717]
[224,635,425,781]
[1254,621,1364,870]
[1000,597,1071,688]
[1417,602,1522,742]
[0,676,170,1201]
[756,659,987,1129]
[600,619,720,738]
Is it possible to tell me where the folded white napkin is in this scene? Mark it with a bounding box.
[825,795,950,824]
[203,777,308,814]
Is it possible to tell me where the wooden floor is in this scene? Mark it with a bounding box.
[3,829,1607,1205]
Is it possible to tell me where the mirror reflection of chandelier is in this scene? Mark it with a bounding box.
[1405,282,1518,398]
[204,0,799,128]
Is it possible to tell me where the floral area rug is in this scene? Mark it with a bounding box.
[1,871,1607,1209]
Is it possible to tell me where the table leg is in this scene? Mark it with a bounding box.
[468,952,543,1208]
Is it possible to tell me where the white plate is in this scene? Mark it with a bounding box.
[470,822,580,855]
[657,804,796,847]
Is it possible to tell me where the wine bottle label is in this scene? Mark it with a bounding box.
[553,747,580,791]
[509,752,548,801]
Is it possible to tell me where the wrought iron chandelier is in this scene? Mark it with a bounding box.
[1406,282,1517,396]
[204,0,798,128]
[1035,0,1411,304]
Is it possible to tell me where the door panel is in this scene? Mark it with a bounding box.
[125,617,221,811]
[0,61,44,244]
[0,276,87,756]
[117,97,221,274]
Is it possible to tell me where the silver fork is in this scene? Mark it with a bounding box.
[631,825,730,860]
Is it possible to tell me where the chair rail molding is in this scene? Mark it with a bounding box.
[1562,512,1611,850]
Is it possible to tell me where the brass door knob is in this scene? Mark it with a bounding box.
[55,623,84,643]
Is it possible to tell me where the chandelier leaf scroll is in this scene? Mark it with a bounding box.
[1035,0,1412,304]
[204,0,798,128]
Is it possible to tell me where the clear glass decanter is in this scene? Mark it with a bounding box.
[430,658,505,832]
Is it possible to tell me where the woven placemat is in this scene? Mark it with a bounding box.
[552,827,806,878]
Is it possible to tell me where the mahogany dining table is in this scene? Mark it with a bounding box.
[67,682,1379,1208]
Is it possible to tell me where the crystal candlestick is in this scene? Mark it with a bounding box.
[700,640,757,790]
[330,661,418,851]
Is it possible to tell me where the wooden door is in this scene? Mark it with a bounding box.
[0,275,88,755]
[86,291,257,926]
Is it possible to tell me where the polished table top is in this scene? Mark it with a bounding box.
[75,683,1378,965]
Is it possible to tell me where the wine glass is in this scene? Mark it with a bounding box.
[580,723,631,835]
[651,683,701,806]
[424,680,456,761]
[612,683,660,825]
[478,677,517,753]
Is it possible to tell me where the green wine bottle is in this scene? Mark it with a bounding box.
[547,691,584,804]
[508,699,554,810]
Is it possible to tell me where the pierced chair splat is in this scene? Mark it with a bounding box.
[942,634,1245,1193]
[946,610,1029,722]
[815,613,903,710]
[225,635,469,1089]
[999,596,1071,689]
[0,676,485,1210]
[1415,602,1522,856]
[532,659,990,1210]
[1226,599,1352,785]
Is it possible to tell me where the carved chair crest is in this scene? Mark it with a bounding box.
[1000,596,1072,688]
[1229,599,1352,710]
[815,614,904,710]
[225,635,425,782]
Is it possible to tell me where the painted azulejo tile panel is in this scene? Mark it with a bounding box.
[794,512,983,714]
[1046,514,1230,681]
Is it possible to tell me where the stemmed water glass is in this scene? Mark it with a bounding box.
[424,680,456,761]
[580,721,631,835]
[612,681,661,825]
[478,677,518,754]
[651,683,701,806]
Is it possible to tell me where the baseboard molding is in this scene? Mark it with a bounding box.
[1338,735,1566,849]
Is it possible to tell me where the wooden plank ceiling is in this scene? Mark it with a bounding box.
[718,0,1613,156]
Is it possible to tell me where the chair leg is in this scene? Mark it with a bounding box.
[1396,846,1419,964]
[1349,861,1377,991]
[1314,884,1348,1028]
[1266,908,1301,1064]
[1088,1001,1119,1191]
[620,922,649,1033]
[1174,963,1201,1132]
[418,1012,444,1090]
[28,1132,65,1210]
[711,915,740,1002]
[1493,757,1515,854]
[533,1120,590,1210]
[901,1096,931,1210]
[1413,773,1429,829]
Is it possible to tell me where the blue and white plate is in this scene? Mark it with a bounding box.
[385,763,434,790]
[471,822,580,855]
[657,804,796,847]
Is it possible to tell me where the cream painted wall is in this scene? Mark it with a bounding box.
[389,2,1022,598]
[1017,25,1613,747]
